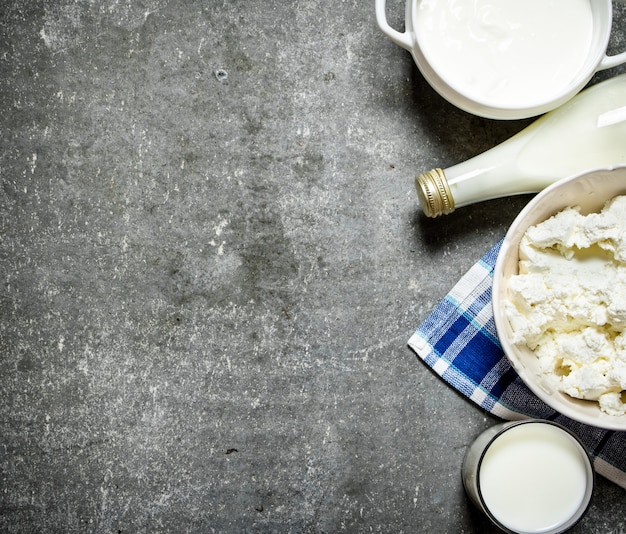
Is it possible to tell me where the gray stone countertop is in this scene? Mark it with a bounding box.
[1,1,625,532]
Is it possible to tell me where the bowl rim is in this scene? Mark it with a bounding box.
[492,165,626,431]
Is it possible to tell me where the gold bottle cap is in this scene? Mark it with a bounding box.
[415,168,455,218]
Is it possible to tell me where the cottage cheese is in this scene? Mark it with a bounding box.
[505,195,626,416]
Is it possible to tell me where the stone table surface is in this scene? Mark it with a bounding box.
[2,1,625,532]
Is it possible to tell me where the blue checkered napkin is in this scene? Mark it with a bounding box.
[408,240,626,490]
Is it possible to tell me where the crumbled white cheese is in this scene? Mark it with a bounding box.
[506,195,626,416]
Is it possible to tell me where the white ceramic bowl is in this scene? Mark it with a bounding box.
[376,0,626,120]
[492,166,626,430]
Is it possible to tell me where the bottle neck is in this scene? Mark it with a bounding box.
[416,122,551,217]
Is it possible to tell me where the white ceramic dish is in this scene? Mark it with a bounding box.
[376,0,626,120]
[492,166,626,431]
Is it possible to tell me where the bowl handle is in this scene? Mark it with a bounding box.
[375,0,414,51]
[597,0,626,69]
[598,50,626,71]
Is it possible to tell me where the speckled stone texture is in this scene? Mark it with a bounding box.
[2,1,625,532]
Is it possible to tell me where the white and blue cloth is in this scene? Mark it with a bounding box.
[409,240,626,489]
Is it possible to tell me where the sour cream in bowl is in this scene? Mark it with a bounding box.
[376,0,626,119]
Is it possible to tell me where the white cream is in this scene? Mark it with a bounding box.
[414,0,593,108]
[506,196,626,416]
[479,423,590,533]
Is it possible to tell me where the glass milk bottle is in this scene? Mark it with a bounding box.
[416,74,626,217]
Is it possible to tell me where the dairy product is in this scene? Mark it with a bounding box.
[417,74,626,217]
[479,423,590,533]
[414,0,593,108]
[506,195,626,416]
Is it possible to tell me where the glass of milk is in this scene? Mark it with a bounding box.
[462,420,594,533]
